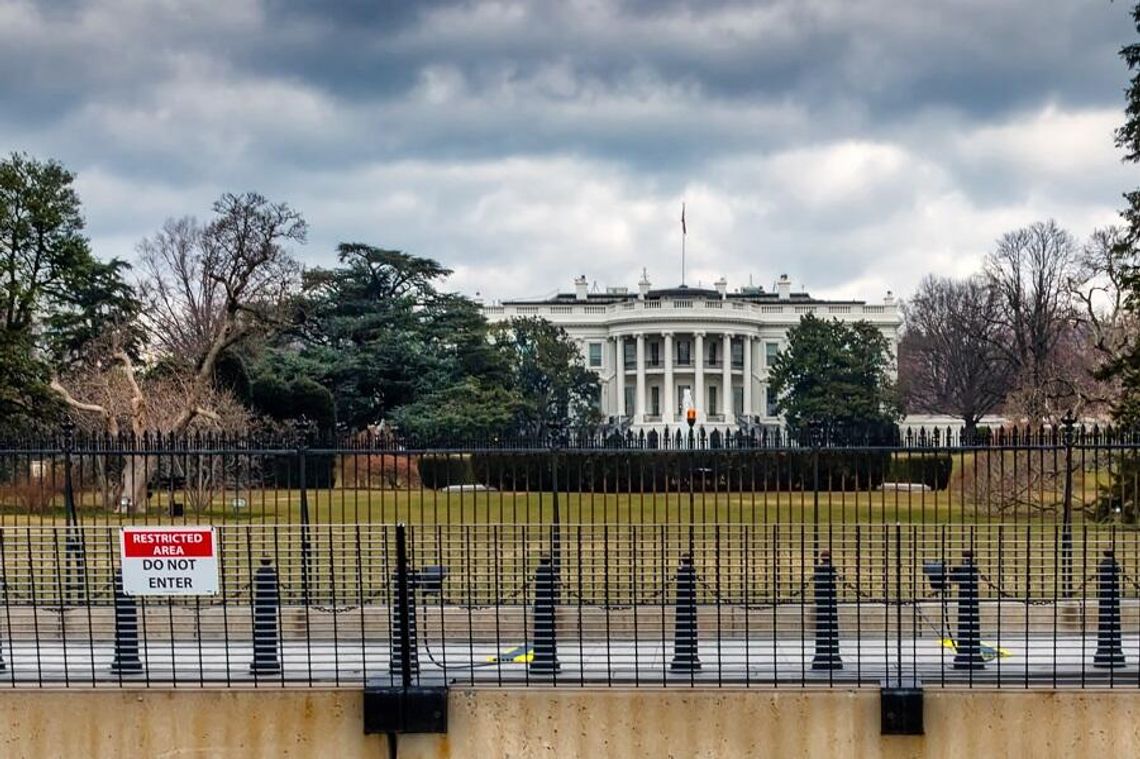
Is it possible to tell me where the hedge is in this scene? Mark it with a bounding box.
[430,450,895,493]
[418,454,477,489]
[885,454,953,491]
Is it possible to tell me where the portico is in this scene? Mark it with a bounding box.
[612,330,754,426]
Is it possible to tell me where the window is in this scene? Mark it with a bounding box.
[624,341,636,369]
[649,341,661,367]
[734,386,744,416]
[708,341,719,366]
[624,387,635,416]
[677,340,691,366]
[588,342,602,368]
[650,386,661,416]
[708,385,718,414]
[765,385,780,416]
[765,341,780,367]
[731,339,744,369]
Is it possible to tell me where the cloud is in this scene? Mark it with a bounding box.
[0,0,1134,307]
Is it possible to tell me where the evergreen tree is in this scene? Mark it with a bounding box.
[0,153,135,428]
[1109,3,1140,428]
[768,314,902,436]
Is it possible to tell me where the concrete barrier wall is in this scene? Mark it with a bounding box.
[1,688,1139,758]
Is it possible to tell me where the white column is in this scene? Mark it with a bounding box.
[721,333,731,419]
[694,332,705,422]
[615,336,625,418]
[635,333,646,422]
[743,335,753,417]
[663,332,674,425]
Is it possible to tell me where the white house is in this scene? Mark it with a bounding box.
[482,272,901,436]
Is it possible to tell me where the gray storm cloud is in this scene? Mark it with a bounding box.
[0,0,1133,301]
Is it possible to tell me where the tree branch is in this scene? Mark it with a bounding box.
[49,378,110,417]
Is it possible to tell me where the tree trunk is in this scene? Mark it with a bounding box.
[120,455,151,514]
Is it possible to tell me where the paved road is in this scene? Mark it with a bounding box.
[0,636,1138,687]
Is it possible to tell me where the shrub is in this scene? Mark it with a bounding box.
[1094,452,1140,523]
[337,454,421,489]
[0,476,61,513]
[418,454,477,489]
[468,449,891,493]
[886,454,954,491]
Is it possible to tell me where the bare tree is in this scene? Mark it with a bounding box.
[53,357,253,509]
[984,220,1079,422]
[1069,226,1139,384]
[51,192,306,510]
[900,275,1013,433]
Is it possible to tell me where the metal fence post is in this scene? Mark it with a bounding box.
[811,550,842,670]
[951,551,984,670]
[670,554,701,672]
[110,569,143,675]
[1094,549,1126,669]
[810,424,822,558]
[1061,414,1076,598]
[295,419,313,606]
[529,556,561,675]
[549,422,563,582]
[390,524,418,684]
[61,420,85,603]
[250,557,282,675]
[687,418,696,556]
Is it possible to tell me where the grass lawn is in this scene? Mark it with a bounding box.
[0,483,1113,528]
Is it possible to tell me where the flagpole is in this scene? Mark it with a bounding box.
[681,202,686,286]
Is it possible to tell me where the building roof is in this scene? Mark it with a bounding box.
[500,283,868,307]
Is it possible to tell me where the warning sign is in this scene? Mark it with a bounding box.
[120,526,219,596]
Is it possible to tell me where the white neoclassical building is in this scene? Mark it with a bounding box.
[482,272,901,435]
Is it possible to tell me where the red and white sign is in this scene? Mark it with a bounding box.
[120,526,219,596]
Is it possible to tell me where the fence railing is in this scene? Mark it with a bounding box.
[0,428,1137,527]
[1,522,1139,689]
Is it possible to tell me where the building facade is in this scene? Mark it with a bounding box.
[482,272,901,435]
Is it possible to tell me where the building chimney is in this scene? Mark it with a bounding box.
[884,290,896,306]
[638,268,651,299]
[574,274,588,301]
[777,274,791,300]
[714,276,727,299]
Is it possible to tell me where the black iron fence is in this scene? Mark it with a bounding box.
[0,424,1136,527]
[0,521,1139,688]
[0,423,1135,689]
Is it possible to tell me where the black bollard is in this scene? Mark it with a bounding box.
[950,551,985,671]
[529,556,560,675]
[670,554,702,672]
[250,557,282,675]
[1094,549,1126,669]
[110,569,143,674]
[812,551,843,671]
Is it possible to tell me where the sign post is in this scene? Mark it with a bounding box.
[120,526,219,596]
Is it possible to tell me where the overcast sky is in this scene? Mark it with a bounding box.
[1,0,1135,303]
